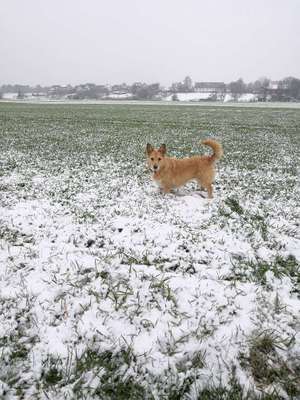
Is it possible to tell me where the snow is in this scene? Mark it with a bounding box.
[238,93,258,102]
[224,93,258,102]
[224,93,234,102]
[0,104,299,398]
[106,93,133,99]
[1,171,299,397]
[165,92,258,103]
[2,92,19,100]
[164,92,213,101]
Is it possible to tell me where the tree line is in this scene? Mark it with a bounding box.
[226,77,300,101]
[0,76,299,101]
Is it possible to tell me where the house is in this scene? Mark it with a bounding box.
[170,77,193,93]
[194,82,226,93]
[268,80,289,91]
[268,81,280,90]
[111,83,130,94]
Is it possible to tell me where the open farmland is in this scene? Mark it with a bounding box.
[0,103,299,399]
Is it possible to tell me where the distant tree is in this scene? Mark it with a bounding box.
[171,93,179,101]
[228,78,246,99]
[252,77,270,100]
[71,83,108,99]
[17,90,24,99]
[96,85,109,97]
[246,82,254,93]
[132,83,160,100]
[136,86,150,99]
[15,84,31,94]
[0,91,3,99]
[281,77,300,100]
[267,81,284,101]
[33,84,43,94]
[170,82,181,93]
[131,82,144,96]
[147,83,160,98]
[111,83,130,93]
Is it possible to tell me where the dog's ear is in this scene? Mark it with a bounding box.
[159,144,166,155]
[146,143,153,155]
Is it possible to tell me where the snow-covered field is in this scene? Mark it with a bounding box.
[164,92,214,102]
[2,93,19,100]
[0,103,299,399]
[106,93,133,100]
[224,93,258,103]
[3,98,300,110]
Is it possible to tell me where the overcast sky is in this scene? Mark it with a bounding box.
[1,0,299,86]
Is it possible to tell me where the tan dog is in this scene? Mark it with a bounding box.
[146,139,223,198]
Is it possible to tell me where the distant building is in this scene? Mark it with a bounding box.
[268,80,289,91]
[170,76,194,93]
[111,83,130,94]
[268,81,279,90]
[183,76,193,91]
[170,82,181,92]
[195,82,226,93]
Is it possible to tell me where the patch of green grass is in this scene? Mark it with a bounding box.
[77,210,97,223]
[273,255,300,284]
[75,349,116,374]
[0,225,34,245]
[166,376,195,400]
[150,276,177,306]
[196,385,244,400]
[239,330,300,398]
[10,344,29,361]
[190,351,206,369]
[72,348,147,399]
[229,255,300,292]
[225,197,244,215]
[249,213,269,241]
[220,202,269,240]
[195,370,286,400]
[0,324,38,398]
[196,386,284,400]
[44,367,63,386]
[93,377,146,400]
[42,355,64,388]
[121,252,152,266]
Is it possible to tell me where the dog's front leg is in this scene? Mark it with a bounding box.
[162,185,172,194]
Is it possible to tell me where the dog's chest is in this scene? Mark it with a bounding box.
[152,174,163,188]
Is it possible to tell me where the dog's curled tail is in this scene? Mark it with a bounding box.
[202,139,223,162]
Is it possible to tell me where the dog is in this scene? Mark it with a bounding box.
[146,139,223,198]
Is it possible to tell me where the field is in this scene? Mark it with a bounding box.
[0,102,299,399]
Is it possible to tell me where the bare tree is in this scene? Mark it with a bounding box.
[281,77,300,100]
[228,78,246,99]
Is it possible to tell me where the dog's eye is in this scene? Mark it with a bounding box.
[151,157,154,161]
[158,158,161,161]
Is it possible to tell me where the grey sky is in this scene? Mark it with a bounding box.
[1,0,299,86]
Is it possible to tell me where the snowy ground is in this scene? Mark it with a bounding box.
[2,98,300,109]
[0,103,299,399]
[164,92,214,101]
[224,93,258,103]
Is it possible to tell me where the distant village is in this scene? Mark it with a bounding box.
[1,76,300,102]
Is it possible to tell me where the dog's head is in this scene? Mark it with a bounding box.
[146,143,166,173]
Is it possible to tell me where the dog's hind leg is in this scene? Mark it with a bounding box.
[198,178,213,198]
[196,179,205,192]
[196,185,205,192]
